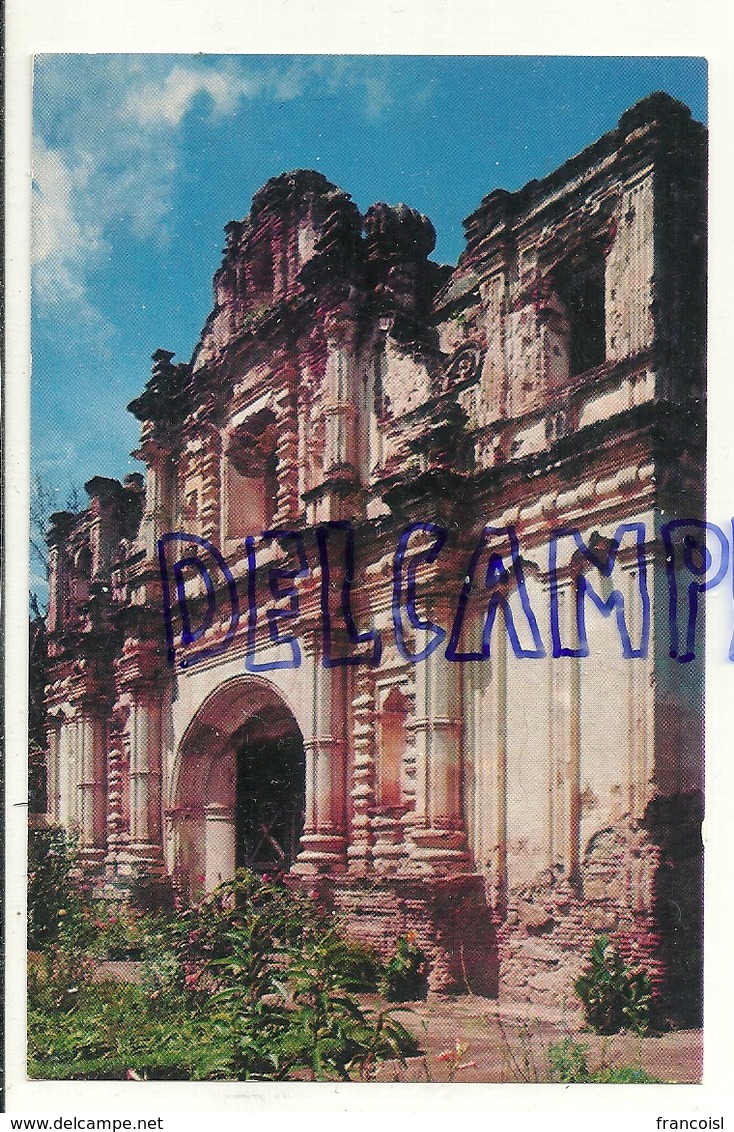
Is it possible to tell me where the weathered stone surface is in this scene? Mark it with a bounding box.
[518,899,555,930]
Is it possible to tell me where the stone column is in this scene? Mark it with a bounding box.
[116,640,166,877]
[408,597,470,873]
[204,802,237,890]
[293,652,348,873]
[45,716,62,823]
[136,434,174,561]
[76,705,107,858]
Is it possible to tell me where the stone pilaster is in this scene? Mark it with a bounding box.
[57,713,78,833]
[135,432,174,562]
[293,648,348,874]
[47,546,61,632]
[197,424,223,546]
[204,802,237,890]
[272,368,300,524]
[75,699,107,864]
[113,639,166,877]
[406,597,470,874]
[46,658,110,871]
[487,618,508,912]
[44,715,62,824]
[323,312,359,474]
[104,701,130,875]
[550,573,582,881]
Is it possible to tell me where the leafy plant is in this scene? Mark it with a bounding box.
[380,933,429,1002]
[575,935,654,1035]
[188,872,414,1079]
[279,923,416,1080]
[589,1066,661,1083]
[28,826,95,951]
[548,1037,589,1082]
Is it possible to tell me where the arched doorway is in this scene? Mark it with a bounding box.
[172,677,305,899]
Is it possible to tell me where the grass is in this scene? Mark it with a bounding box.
[29,982,234,1081]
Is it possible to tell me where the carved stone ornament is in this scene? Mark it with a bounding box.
[442,343,486,389]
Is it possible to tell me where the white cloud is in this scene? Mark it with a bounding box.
[32,58,195,338]
[32,141,85,264]
[33,57,266,335]
[125,62,261,126]
[32,56,407,342]
[32,136,112,336]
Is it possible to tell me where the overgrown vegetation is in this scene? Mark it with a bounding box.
[28,827,168,961]
[575,935,654,1036]
[28,826,94,952]
[28,982,233,1081]
[28,836,672,1082]
[547,1036,589,1082]
[547,1037,660,1083]
[379,933,429,1002]
[488,1020,661,1085]
[28,857,418,1081]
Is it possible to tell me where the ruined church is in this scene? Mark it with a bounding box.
[42,93,706,1016]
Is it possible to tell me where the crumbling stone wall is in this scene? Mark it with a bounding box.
[304,874,499,996]
[497,797,702,1023]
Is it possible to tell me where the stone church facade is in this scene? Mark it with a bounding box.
[42,93,706,1015]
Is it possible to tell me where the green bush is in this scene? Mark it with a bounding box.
[547,1037,589,1082]
[575,935,654,1035]
[172,870,379,989]
[546,1038,661,1083]
[180,870,416,1079]
[589,1066,661,1083]
[128,873,174,915]
[28,947,97,1014]
[170,870,320,996]
[28,826,95,951]
[29,975,415,1083]
[89,902,172,962]
[380,933,429,1002]
[320,935,383,992]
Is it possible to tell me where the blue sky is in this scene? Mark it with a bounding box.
[31,53,707,584]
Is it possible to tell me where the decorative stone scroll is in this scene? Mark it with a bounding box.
[442,343,486,390]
